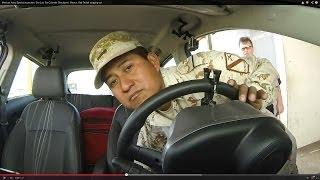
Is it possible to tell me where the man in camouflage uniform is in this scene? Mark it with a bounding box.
[89,31,296,173]
[239,36,284,116]
[238,36,295,172]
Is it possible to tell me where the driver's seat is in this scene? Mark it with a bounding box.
[1,66,83,173]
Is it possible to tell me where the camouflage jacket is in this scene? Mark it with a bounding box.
[137,50,279,152]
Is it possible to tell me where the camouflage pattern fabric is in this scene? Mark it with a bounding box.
[89,31,142,89]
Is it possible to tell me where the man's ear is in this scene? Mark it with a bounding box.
[147,52,161,71]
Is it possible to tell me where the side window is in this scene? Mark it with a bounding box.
[8,56,39,99]
[195,29,283,69]
[163,58,177,68]
[67,70,113,95]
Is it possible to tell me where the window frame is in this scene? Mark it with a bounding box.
[7,56,40,100]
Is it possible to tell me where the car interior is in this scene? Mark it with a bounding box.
[0,5,319,174]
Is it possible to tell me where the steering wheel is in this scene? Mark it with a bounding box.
[113,79,238,173]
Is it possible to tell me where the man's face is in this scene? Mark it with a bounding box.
[102,52,164,110]
[240,41,254,57]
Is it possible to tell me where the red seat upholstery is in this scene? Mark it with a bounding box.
[80,107,115,168]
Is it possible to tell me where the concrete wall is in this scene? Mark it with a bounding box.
[282,36,320,148]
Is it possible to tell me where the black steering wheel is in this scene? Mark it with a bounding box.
[113,79,239,173]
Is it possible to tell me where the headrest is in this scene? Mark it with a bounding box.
[32,66,66,98]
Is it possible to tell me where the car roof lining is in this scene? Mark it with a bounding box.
[0,5,319,72]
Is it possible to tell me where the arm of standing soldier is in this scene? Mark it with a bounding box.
[174,51,271,110]
[244,58,279,110]
[175,51,225,79]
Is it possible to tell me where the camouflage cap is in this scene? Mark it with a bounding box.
[89,31,143,89]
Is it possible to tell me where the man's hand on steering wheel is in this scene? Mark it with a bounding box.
[227,79,268,110]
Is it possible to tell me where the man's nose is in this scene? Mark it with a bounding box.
[119,76,134,92]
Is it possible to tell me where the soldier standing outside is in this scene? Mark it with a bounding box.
[239,36,284,116]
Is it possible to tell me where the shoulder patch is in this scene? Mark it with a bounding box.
[224,52,250,74]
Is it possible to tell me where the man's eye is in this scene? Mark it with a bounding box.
[125,64,133,72]
[109,79,118,87]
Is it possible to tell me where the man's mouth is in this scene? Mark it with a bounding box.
[129,90,142,101]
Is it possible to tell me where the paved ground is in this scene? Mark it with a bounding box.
[296,140,320,174]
